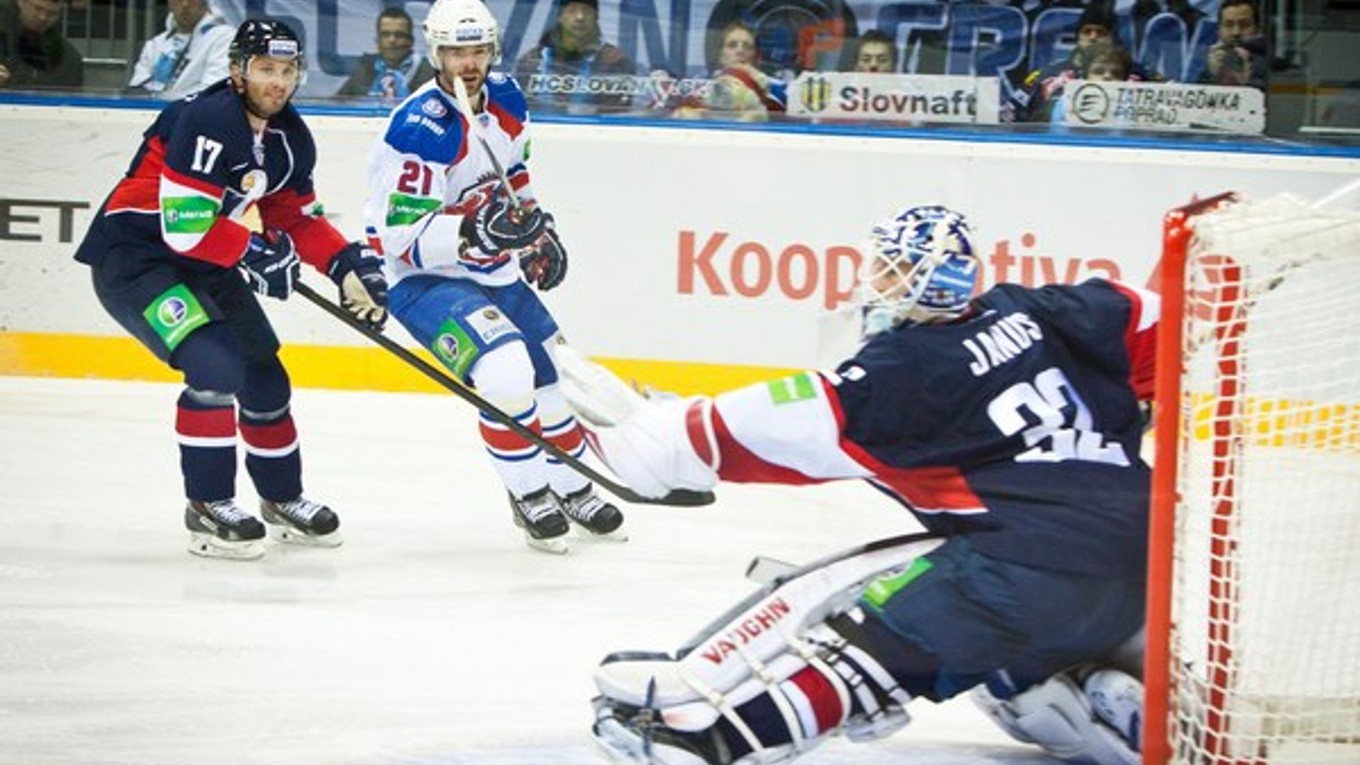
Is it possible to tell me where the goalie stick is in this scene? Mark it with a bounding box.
[674,532,943,660]
[296,282,715,508]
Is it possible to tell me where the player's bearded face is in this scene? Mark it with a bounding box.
[437,44,493,100]
[234,56,301,119]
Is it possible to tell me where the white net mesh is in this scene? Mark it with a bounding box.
[1168,193,1360,764]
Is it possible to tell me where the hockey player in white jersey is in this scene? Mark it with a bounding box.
[363,0,623,553]
[562,205,1150,764]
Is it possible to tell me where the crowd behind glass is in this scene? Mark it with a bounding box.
[2,0,1356,143]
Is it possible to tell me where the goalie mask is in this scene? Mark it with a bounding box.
[859,205,978,335]
[423,0,501,69]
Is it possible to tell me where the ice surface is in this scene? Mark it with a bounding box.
[0,377,1052,765]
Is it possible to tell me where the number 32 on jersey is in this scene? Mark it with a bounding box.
[988,367,1131,466]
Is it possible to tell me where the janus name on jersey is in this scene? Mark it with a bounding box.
[698,597,792,665]
[964,311,1044,377]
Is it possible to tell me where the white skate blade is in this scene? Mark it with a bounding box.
[264,523,343,548]
[524,534,570,555]
[573,525,630,544]
[187,531,265,561]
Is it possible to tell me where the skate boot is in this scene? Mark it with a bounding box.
[509,487,571,554]
[185,499,267,560]
[561,485,627,541]
[260,496,343,548]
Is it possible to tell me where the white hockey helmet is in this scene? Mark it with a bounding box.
[423,0,501,69]
[860,205,979,334]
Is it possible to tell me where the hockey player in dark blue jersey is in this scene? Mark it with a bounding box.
[73,19,389,560]
[561,205,1155,765]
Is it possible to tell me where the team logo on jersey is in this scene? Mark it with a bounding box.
[143,284,209,352]
[423,97,448,119]
[431,319,478,377]
[241,169,268,194]
[158,297,188,326]
[436,333,459,361]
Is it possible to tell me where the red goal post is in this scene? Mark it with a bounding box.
[1145,191,1360,765]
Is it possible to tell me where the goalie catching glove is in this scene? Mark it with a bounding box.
[327,242,389,330]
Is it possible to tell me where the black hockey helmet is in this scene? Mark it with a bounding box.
[229,19,304,68]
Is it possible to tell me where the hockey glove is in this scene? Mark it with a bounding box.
[327,242,389,331]
[460,193,545,254]
[519,215,567,291]
[240,230,300,300]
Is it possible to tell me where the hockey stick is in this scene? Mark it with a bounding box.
[451,76,521,212]
[674,531,944,659]
[296,282,715,508]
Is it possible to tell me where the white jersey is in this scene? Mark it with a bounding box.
[364,72,538,288]
[127,11,234,101]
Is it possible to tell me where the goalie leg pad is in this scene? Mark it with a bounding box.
[591,619,912,765]
[970,667,1142,765]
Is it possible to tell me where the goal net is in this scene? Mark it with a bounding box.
[1145,191,1360,765]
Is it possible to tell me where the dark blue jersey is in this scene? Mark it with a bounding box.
[832,280,1156,577]
[75,79,346,272]
[695,279,1158,579]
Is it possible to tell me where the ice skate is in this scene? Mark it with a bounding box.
[509,487,571,554]
[260,496,343,548]
[185,499,266,560]
[561,485,627,542]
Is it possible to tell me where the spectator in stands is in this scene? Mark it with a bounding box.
[713,19,757,70]
[513,0,635,115]
[1199,0,1267,90]
[0,0,83,89]
[126,0,233,99]
[1083,40,1132,83]
[1005,0,1149,123]
[334,6,434,100]
[1048,39,1132,123]
[671,20,786,122]
[846,29,898,74]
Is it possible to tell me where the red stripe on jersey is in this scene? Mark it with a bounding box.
[1109,281,1158,401]
[871,461,984,513]
[834,433,983,512]
[163,164,225,198]
[107,137,166,213]
[684,400,713,466]
[258,189,348,272]
[488,101,525,139]
[238,415,298,450]
[183,219,251,267]
[709,405,823,485]
[176,405,235,438]
[788,666,845,734]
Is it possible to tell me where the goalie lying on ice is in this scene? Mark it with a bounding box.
[559,205,1159,765]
